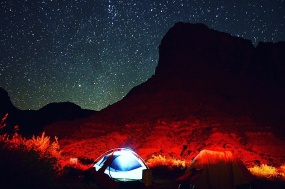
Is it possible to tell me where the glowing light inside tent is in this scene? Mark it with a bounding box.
[94,148,148,180]
[110,150,142,171]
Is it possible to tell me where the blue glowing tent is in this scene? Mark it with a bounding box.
[94,148,149,181]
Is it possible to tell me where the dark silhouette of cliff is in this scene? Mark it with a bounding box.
[155,23,285,82]
[4,22,285,139]
[0,87,96,135]
[43,23,285,168]
[82,22,285,132]
[0,87,19,133]
[0,88,14,116]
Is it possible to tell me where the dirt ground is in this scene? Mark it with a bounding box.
[55,167,285,189]
[55,179,285,189]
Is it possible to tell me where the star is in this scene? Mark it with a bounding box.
[0,0,284,110]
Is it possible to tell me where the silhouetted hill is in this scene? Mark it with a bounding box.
[0,87,96,135]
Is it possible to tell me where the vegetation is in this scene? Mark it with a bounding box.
[249,164,285,180]
[0,113,60,188]
[146,154,187,169]
[145,154,285,182]
[1,113,285,188]
[145,155,187,179]
[0,133,60,189]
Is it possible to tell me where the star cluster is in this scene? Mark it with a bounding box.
[1,0,284,110]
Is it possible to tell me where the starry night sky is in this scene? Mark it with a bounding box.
[1,0,284,111]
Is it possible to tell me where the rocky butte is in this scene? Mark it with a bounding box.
[45,22,285,167]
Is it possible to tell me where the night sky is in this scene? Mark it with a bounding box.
[1,0,284,111]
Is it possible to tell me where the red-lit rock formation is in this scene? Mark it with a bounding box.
[45,22,285,167]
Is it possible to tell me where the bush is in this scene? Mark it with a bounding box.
[146,154,187,169]
[249,164,285,180]
[145,155,187,179]
[0,143,56,189]
[0,132,61,189]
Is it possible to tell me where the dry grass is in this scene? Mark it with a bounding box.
[144,155,188,179]
[0,114,62,189]
[0,132,62,168]
[26,132,61,158]
[249,164,285,180]
[146,154,285,182]
[0,132,60,156]
[0,121,90,173]
[146,154,187,169]
[0,113,65,167]
[2,114,285,188]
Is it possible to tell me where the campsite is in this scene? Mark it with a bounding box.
[1,128,285,189]
[52,148,285,189]
[1,21,285,188]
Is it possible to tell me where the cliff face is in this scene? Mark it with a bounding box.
[45,23,285,167]
[156,22,285,82]
[90,22,285,129]
[155,22,255,78]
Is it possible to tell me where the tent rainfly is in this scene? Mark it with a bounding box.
[177,149,254,189]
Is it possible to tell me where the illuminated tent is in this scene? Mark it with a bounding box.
[177,149,254,189]
[94,148,149,181]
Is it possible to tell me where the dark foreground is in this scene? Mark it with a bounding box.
[54,178,285,189]
[54,167,285,189]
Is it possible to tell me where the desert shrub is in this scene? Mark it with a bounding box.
[0,142,56,189]
[145,155,187,179]
[0,132,61,164]
[249,164,285,180]
[0,132,61,189]
[25,132,61,161]
[146,154,187,169]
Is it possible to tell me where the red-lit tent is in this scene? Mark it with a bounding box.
[177,149,254,189]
